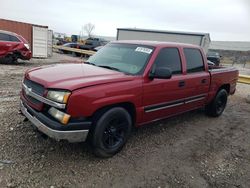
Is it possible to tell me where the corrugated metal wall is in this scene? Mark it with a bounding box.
[0,19,48,56]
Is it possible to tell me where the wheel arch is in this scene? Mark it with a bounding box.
[218,84,230,95]
[92,102,136,126]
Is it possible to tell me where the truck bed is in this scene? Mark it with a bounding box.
[207,66,238,103]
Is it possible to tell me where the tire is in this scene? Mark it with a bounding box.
[91,107,132,158]
[0,56,14,64]
[205,89,228,117]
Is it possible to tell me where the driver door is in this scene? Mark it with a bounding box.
[142,47,189,123]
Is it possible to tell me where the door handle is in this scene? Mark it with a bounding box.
[178,81,185,87]
[201,79,207,84]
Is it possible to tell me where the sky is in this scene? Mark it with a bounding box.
[0,0,249,41]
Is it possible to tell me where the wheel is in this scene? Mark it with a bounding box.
[205,89,228,117]
[0,56,14,64]
[91,107,132,158]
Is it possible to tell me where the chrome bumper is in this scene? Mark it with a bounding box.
[20,102,89,143]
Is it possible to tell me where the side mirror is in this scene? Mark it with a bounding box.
[149,67,172,79]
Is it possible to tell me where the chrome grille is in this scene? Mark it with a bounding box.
[23,78,45,96]
[23,78,45,105]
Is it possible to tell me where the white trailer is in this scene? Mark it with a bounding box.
[117,28,211,53]
[32,26,53,58]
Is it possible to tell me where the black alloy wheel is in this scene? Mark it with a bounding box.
[205,89,228,117]
[91,107,132,158]
[102,117,128,149]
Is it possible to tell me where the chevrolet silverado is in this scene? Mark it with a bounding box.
[20,41,238,157]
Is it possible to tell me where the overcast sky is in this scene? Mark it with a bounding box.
[1,0,249,41]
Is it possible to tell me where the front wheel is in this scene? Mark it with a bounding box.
[205,89,228,117]
[90,107,132,158]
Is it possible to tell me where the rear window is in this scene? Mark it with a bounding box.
[0,33,20,42]
[0,33,10,41]
[184,48,204,73]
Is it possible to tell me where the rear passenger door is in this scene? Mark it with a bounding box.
[181,48,210,110]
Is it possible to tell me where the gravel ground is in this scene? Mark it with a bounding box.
[0,53,250,188]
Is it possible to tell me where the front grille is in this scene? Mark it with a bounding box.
[23,78,45,95]
[26,95,41,105]
[23,78,45,106]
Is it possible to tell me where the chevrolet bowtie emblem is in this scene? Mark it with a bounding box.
[24,86,32,95]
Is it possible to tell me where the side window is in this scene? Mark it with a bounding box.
[184,48,204,73]
[0,33,11,41]
[10,35,20,42]
[154,48,182,74]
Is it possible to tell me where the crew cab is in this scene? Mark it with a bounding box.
[0,30,32,63]
[20,41,238,157]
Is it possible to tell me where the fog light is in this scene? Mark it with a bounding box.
[48,107,70,125]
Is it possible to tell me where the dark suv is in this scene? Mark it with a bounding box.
[207,51,221,66]
[0,30,32,63]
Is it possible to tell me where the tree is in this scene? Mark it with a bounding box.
[84,23,95,37]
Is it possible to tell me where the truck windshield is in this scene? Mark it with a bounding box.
[87,43,154,75]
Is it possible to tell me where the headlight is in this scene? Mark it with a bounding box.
[48,107,70,124]
[47,90,71,103]
[24,43,30,50]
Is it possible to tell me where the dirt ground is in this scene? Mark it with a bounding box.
[0,53,250,188]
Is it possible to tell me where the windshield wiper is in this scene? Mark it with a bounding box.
[84,61,96,66]
[85,62,121,72]
[98,65,121,72]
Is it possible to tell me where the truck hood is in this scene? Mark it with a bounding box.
[25,63,134,91]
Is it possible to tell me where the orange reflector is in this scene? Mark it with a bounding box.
[61,114,71,125]
[63,93,71,103]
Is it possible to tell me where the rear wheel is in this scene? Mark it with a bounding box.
[205,89,228,117]
[0,56,14,64]
[90,107,132,158]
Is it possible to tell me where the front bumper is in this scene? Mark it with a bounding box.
[20,101,90,143]
[20,50,32,60]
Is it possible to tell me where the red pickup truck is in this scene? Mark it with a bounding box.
[20,41,238,157]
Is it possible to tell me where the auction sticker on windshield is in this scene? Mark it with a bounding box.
[135,47,152,54]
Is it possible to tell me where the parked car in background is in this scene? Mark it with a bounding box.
[94,46,103,51]
[0,30,32,63]
[59,42,80,54]
[207,60,215,66]
[80,37,109,51]
[207,51,221,66]
[20,41,238,158]
[59,42,81,56]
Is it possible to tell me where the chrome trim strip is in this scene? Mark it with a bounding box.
[145,102,184,113]
[144,94,207,113]
[185,97,205,104]
[185,94,206,101]
[20,101,88,143]
[23,83,66,109]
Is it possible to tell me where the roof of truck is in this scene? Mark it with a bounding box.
[112,40,201,48]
